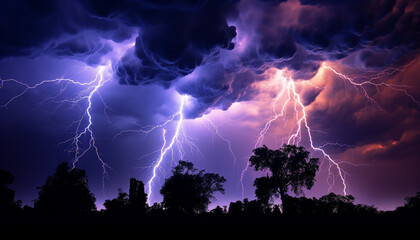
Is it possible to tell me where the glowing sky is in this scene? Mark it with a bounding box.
[1,0,420,211]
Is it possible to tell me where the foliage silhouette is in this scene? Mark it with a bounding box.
[284,193,378,216]
[318,192,357,215]
[148,202,164,216]
[1,160,419,228]
[396,191,420,216]
[0,169,21,216]
[104,189,129,215]
[210,205,225,216]
[34,162,96,215]
[284,195,319,215]
[103,178,147,216]
[160,160,226,214]
[228,200,243,216]
[249,144,319,213]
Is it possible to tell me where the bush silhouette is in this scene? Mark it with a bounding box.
[104,189,129,215]
[228,200,244,216]
[396,191,420,216]
[210,205,225,216]
[34,162,96,215]
[284,195,319,215]
[318,192,356,215]
[282,193,378,216]
[403,192,420,212]
[104,178,147,216]
[160,160,226,214]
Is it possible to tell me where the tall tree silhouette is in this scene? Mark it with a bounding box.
[0,169,21,216]
[249,144,319,213]
[128,178,147,214]
[34,162,96,215]
[160,160,226,214]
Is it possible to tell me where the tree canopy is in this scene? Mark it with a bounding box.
[249,144,319,212]
[34,162,96,215]
[160,160,226,214]
[104,189,129,214]
[397,191,420,216]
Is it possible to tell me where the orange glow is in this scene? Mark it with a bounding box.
[362,144,386,154]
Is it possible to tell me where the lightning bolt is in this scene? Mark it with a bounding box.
[62,66,113,189]
[322,62,420,110]
[286,79,348,195]
[1,64,113,191]
[0,73,96,108]
[146,95,186,205]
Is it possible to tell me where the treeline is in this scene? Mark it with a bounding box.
[1,145,419,226]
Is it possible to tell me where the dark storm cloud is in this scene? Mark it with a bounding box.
[297,0,420,68]
[100,0,239,87]
[176,63,260,117]
[46,33,114,65]
[1,0,420,118]
[0,0,134,63]
[246,0,420,71]
[84,0,241,117]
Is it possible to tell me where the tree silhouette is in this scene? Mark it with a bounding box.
[249,144,319,213]
[318,192,356,215]
[404,192,420,211]
[243,198,266,216]
[210,205,225,216]
[396,191,420,216]
[128,178,147,214]
[228,200,244,216]
[285,195,318,215]
[0,169,21,216]
[34,162,96,215]
[104,189,129,215]
[316,192,378,216]
[160,160,226,214]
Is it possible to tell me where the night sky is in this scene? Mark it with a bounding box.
[1,0,420,211]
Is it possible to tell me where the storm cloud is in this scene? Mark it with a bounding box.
[0,0,133,62]
[1,0,420,118]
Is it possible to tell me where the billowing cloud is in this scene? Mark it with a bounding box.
[1,0,419,118]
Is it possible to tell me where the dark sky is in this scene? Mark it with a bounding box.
[0,0,419,210]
